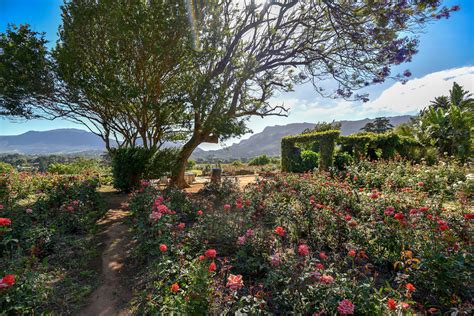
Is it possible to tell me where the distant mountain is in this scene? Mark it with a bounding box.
[0,129,108,155]
[191,115,412,160]
[0,115,411,157]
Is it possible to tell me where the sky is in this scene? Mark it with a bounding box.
[0,0,473,150]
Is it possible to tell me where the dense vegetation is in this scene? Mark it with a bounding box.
[127,159,472,314]
[0,170,105,313]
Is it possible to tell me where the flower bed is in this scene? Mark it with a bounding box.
[0,171,105,313]
[129,160,472,314]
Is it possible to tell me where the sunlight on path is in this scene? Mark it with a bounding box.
[79,187,133,316]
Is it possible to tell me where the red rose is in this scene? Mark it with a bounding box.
[205,249,217,258]
[197,210,203,216]
[159,244,167,252]
[177,222,186,230]
[319,252,328,260]
[387,299,397,310]
[298,244,310,256]
[348,250,356,257]
[170,283,180,293]
[464,213,474,220]
[405,283,416,292]
[198,255,205,261]
[274,226,286,237]
[0,218,12,226]
[0,274,15,288]
[394,213,404,220]
[337,299,354,315]
[208,262,217,272]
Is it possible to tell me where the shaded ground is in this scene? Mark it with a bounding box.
[79,186,134,316]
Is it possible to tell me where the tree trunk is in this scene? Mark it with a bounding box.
[170,132,219,189]
[170,135,201,189]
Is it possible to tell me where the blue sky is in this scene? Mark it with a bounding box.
[1,0,473,149]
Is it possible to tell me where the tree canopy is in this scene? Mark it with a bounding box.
[0,0,460,187]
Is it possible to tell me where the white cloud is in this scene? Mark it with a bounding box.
[199,66,474,150]
[361,66,474,114]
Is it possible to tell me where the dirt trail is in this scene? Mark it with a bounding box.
[79,187,134,316]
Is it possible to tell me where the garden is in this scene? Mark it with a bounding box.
[125,158,472,315]
[1,0,473,315]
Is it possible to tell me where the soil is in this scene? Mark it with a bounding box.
[79,186,134,316]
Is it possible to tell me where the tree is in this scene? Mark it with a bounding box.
[303,121,341,134]
[420,82,472,161]
[1,1,191,150]
[0,25,54,118]
[360,117,394,133]
[170,0,457,187]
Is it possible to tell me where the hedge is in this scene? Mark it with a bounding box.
[338,132,422,161]
[111,147,178,192]
[282,130,423,173]
[281,130,340,172]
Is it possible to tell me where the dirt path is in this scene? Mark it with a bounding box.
[79,186,134,316]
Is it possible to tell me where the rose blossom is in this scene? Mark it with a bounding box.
[337,299,354,315]
[274,226,286,237]
[0,274,15,289]
[319,275,334,284]
[226,274,244,290]
[205,249,217,258]
[237,236,246,245]
[298,244,310,256]
[0,218,12,226]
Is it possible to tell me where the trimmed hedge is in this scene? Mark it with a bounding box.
[282,130,423,173]
[281,130,340,172]
[338,132,422,161]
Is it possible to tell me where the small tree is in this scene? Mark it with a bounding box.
[420,82,472,161]
[361,117,394,133]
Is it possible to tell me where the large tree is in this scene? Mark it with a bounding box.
[169,0,459,187]
[1,0,191,150]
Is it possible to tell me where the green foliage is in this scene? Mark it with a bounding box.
[111,147,179,192]
[111,147,155,192]
[147,148,180,179]
[334,152,353,170]
[338,132,422,161]
[419,83,472,162]
[248,155,271,166]
[281,130,340,172]
[300,150,319,171]
[0,162,14,174]
[47,158,102,175]
[360,117,394,133]
[0,24,53,118]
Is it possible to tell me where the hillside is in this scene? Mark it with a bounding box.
[191,115,412,160]
[0,115,411,157]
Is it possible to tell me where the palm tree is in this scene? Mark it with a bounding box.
[421,82,473,161]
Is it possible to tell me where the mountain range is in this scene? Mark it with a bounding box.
[0,115,412,157]
[192,115,412,160]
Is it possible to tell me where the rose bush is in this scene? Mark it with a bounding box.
[0,171,105,313]
[128,160,472,314]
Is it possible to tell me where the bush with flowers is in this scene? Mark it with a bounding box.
[129,159,472,314]
[0,171,105,313]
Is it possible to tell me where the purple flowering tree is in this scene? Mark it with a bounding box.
[170,0,458,187]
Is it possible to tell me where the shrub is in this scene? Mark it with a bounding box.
[300,150,319,171]
[334,151,353,170]
[147,148,179,179]
[248,155,271,166]
[111,147,155,192]
[281,130,339,172]
[0,162,14,174]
